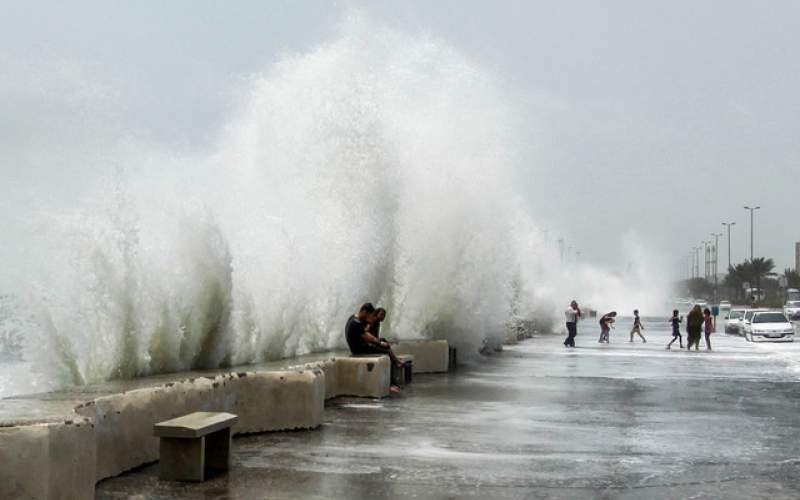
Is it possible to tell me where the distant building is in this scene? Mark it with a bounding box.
[795,241,800,271]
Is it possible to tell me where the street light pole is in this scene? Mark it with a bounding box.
[743,206,761,261]
[711,232,723,303]
[722,222,736,270]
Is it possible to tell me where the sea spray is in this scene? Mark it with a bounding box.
[3,16,668,396]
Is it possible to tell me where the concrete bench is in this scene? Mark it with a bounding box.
[393,340,453,373]
[154,411,238,482]
[351,353,413,387]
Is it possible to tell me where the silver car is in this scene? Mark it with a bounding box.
[783,301,800,321]
[741,309,768,339]
[725,308,746,335]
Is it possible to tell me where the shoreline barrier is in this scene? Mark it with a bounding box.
[0,341,449,499]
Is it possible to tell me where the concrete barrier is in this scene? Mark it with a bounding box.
[0,418,95,500]
[334,356,391,398]
[393,340,451,373]
[75,369,326,481]
[0,352,400,497]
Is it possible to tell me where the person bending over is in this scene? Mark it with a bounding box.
[598,311,617,343]
[345,303,404,369]
[370,307,388,343]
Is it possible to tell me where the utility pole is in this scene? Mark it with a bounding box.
[711,232,723,303]
[693,246,700,279]
[743,206,761,261]
[722,222,736,270]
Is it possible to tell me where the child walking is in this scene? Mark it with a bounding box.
[667,309,683,349]
[703,307,714,351]
[630,309,647,343]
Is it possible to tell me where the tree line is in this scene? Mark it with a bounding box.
[679,257,800,305]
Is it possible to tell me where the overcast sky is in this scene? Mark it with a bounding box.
[2,1,799,273]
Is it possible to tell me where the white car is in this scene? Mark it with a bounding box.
[744,311,795,342]
[783,301,800,321]
[741,309,768,339]
[725,308,746,335]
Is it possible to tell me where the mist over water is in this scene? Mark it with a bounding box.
[1,17,668,397]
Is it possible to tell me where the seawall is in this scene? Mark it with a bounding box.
[0,340,452,499]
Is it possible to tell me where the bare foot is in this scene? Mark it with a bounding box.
[389,385,402,394]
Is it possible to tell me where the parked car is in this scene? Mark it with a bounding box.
[783,301,800,321]
[725,308,747,335]
[741,308,768,339]
[744,311,795,342]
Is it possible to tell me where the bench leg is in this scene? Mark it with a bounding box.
[205,428,232,471]
[159,437,205,481]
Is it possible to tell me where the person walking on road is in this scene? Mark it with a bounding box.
[686,305,704,351]
[564,300,582,348]
[598,311,617,343]
[703,307,714,351]
[666,309,683,349]
[630,309,647,343]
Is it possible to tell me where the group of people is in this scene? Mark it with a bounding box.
[564,301,715,350]
[345,302,405,393]
[667,305,714,351]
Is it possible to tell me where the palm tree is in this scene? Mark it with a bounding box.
[749,257,776,291]
[724,262,751,301]
[783,268,800,288]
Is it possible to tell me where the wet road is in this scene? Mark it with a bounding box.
[97,321,800,499]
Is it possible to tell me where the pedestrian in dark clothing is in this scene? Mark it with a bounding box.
[346,303,404,369]
[667,309,683,349]
[686,305,704,351]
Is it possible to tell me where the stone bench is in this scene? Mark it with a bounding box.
[154,411,238,482]
[351,353,413,387]
[393,340,453,373]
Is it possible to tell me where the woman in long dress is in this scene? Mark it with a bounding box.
[685,305,704,351]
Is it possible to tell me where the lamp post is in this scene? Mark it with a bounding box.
[702,240,711,279]
[743,206,761,261]
[722,222,736,270]
[711,232,723,303]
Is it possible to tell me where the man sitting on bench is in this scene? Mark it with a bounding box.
[346,303,404,391]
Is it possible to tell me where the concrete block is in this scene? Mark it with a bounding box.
[75,377,222,481]
[393,340,450,373]
[229,370,324,433]
[334,356,390,398]
[159,436,205,482]
[47,419,96,500]
[0,419,95,500]
[74,369,325,481]
[0,423,50,499]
